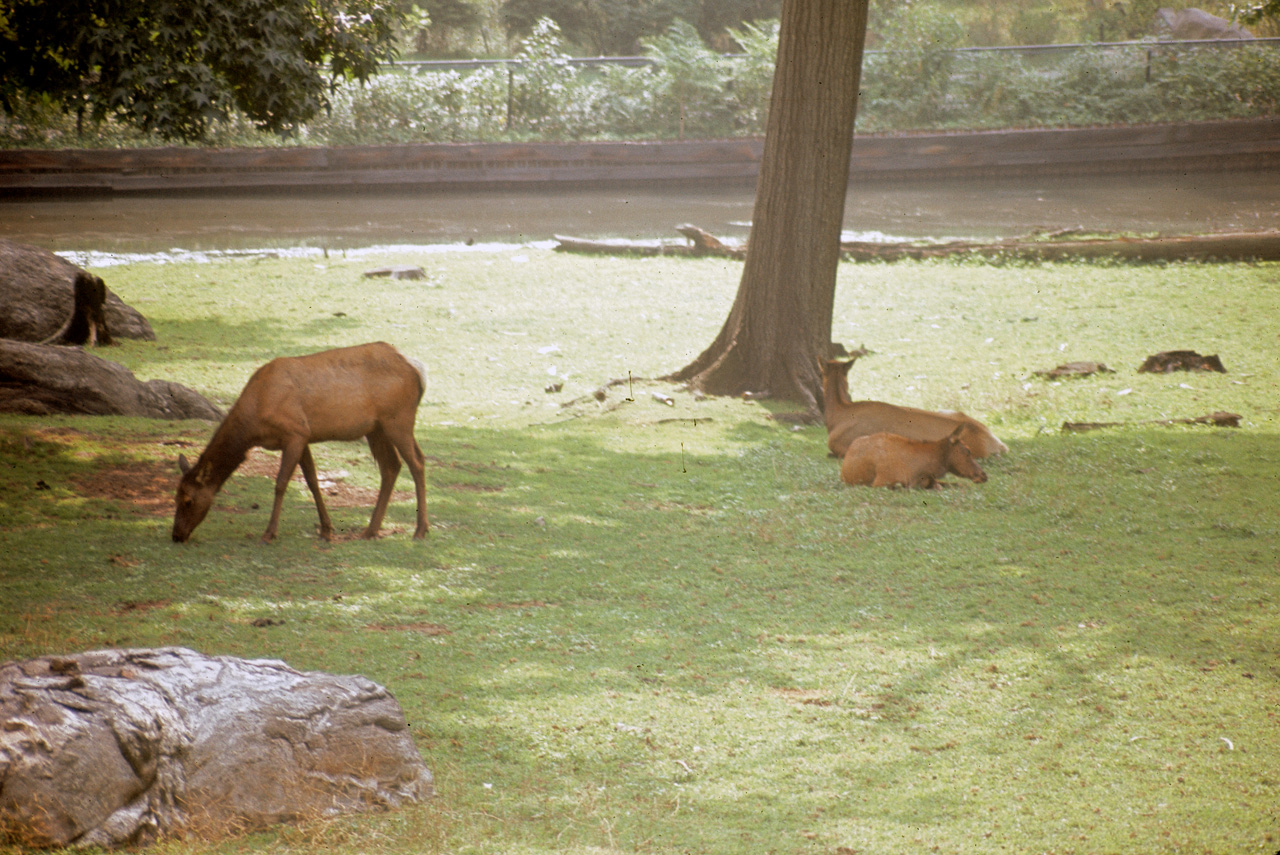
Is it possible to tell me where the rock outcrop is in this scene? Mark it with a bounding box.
[0,238,154,343]
[0,648,433,848]
[1154,7,1253,40]
[0,340,222,420]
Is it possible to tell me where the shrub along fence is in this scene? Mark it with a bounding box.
[301,27,1280,146]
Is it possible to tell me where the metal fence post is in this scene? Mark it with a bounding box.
[506,64,515,131]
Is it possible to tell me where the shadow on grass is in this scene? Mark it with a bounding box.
[1,420,1275,818]
[1,415,1276,850]
[113,314,368,382]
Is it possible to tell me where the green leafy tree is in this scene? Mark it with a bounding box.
[501,0,671,54]
[1082,0,1167,41]
[723,17,778,131]
[1236,0,1280,25]
[416,0,483,29]
[690,0,779,49]
[507,17,579,133]
[404,0,489,54]
[862,1,964,126]
[502,0,612,54]
[502,0,778,55]
[0,0,404,142]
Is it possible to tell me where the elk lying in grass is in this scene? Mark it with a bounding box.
[173,342,429,543]
[820,357,1007,459]
[840,427,988,489]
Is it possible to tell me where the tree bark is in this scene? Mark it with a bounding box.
[666,0,870,410]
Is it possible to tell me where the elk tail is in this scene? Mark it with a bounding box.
[404,354,429,401]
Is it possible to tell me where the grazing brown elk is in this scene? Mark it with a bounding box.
[173,342,429,543]
[840,427,988,489]
[820,358,1007,459]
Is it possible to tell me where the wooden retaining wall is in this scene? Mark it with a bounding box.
[0,118,1276,195]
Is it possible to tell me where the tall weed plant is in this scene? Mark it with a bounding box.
[640,20,737,138]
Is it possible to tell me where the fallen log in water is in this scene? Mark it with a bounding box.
[553,227,1280,263]
[552,235,691,257]
[1061,411,1242,432]
[841,230,1280,263]
[552,225,746,258]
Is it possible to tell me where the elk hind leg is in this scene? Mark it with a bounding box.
[362,427,402,539]
[871,468,909,489]
[298,445,335,540]
[384,419,429,538]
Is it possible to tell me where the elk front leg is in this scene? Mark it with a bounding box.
[264,440,306,543]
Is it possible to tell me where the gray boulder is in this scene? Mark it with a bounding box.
[1154,7,1253,40]
[0,238,154,343]
[0,647,434,848]
[0,340,222,419]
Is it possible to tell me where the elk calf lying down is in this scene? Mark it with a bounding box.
[821,358,1007,459]
[173,342,429,543]
[841,427,988,489]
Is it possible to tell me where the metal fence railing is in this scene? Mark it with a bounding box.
[377,37,1280,135]
[942,37,1280,83]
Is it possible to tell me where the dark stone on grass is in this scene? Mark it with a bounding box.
[1034,361,1115,379]
[363,266,426,280]
[1137,350,1227,373]
[1154,7,1253,40]
[0,647,433,848]
[0,340,222,419]
[0,238,154,343]
[1061,411,1242,432]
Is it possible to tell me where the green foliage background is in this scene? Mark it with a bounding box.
[3,6,1278,149]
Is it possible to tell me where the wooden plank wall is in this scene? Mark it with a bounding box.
[0,119,1276,194]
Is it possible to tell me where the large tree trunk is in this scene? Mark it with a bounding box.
[666,0,869,410]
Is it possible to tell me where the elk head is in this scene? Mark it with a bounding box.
[172,455,217,542]
[944,428,988,484]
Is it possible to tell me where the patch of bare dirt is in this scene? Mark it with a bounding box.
[772,687,834,706]
[66,442,433,522]
[237,449,413,508]
[459,600,552,611]
[441,482,503,493]
[71,461,177,517]
[365,622,452,635]
[113,598,172,615]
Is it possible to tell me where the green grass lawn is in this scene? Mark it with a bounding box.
[1,250,1277,854]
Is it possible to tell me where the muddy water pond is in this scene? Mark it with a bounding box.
[1,169,1277,257]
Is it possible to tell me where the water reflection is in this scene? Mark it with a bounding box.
[1,170,1276,255]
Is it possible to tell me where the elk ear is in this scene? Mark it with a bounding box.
[177,454,192,475]
[947,425,966,442]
